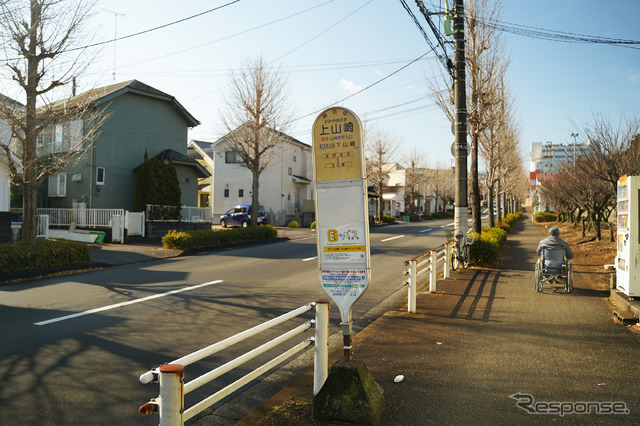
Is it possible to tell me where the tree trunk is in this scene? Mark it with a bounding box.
[251,170,260,227]
[22,2,42,247]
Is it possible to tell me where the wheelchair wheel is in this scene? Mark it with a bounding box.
[566,262,573,293]
[535,260,543,292]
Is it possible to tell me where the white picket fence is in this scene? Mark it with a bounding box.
[35,208,125,227]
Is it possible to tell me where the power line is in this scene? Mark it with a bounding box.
[0,0,242,63]
[271,0,374,63]
[117,0,338,69]
[290,50,436,124]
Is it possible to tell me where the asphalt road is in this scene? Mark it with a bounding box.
[0,219,456,425]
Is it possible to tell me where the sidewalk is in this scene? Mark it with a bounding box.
[232,215,640,425]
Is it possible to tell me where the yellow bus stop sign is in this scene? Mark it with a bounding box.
[312,107,363,182]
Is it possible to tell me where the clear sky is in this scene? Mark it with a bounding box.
[20,0,640,169]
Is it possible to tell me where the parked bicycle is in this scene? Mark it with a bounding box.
[450,228,474,271]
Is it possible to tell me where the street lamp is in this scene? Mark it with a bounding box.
[571,133,579,165]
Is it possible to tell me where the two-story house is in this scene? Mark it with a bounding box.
[188,128,314,226]
[0,93,24,212]
[40,80,208,210]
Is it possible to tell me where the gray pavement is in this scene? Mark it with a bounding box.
[89,226,315,266]
[235,215,640,425]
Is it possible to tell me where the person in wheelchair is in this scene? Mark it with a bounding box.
[536,227,574,292]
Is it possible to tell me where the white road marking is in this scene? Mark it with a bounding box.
[419,228,433,233]
[302,256,318,262]
[381,235,405,242]
[34,280,224,326]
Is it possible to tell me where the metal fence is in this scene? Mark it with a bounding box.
[138,301,329,425]
[403,242,453,313]
[146,204,212,223]
[37,215,49,239]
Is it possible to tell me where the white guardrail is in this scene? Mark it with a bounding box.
[138,301,329,425]
[403,241,453,313]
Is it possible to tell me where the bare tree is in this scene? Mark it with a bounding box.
[573,113,640,195]
[425,161,455,212]
[428,0,508,233]
[220,55,292,226]
[0,0,104,246]
[404,145,427,214]
[364,126,400,220]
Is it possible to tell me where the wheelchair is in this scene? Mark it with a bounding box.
[534,248,573,293]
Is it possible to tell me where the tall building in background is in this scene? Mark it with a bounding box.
[528,141,590,211]
[530,141,590,174]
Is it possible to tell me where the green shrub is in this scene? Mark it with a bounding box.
[496,222,511,233]
[162,225,278,250]
[0,239,90,274]
[421,213,433,220]
[534,212,557,222]
[468,227,508,266]
[287,221,300,228]
[408,213,420,222]
[432,211,454,219]
[381,214,396,224]
[310,221,316,229]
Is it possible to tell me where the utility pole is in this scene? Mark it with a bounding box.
[453,0,468,237]
[571,132,579,165]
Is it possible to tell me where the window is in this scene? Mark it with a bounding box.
[293,155,296,162]
[96,167,105,185]
[48,120,83,153]
[48,174,67,197]
[225,152,242,163]
[288,167,292,175]
[224,188,229,197]
[239,189,244,197]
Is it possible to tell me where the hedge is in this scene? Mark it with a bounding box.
[534,212,558,222]
[0,239,91,274]
[162,225,278,250]
[468,226,508,266]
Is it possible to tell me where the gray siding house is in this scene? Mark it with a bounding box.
[42,80,207,210]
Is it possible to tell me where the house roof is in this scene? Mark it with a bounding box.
[0,93,24,109]
[202,125,311,152]
[49,80,200,127]
[135,149,210,178]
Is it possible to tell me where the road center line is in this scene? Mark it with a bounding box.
[302,256,318,262]
[419,228,433,233]
[34,280,223,326]
[381,235,405,242]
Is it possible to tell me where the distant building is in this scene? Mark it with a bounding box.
[529,140,590,212]
[188,128,314,226]
[530,141,590,174]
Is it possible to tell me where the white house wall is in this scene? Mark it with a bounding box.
[0,155,9,212]
[210,138,313,226]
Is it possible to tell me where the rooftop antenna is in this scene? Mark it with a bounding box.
[103,8,125,81]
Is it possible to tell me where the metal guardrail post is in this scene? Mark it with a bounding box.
[159,364,184,426]
[314,300,330,395]
[429,250,437,293]
[444,242,451,279]
[408,259,417,313]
